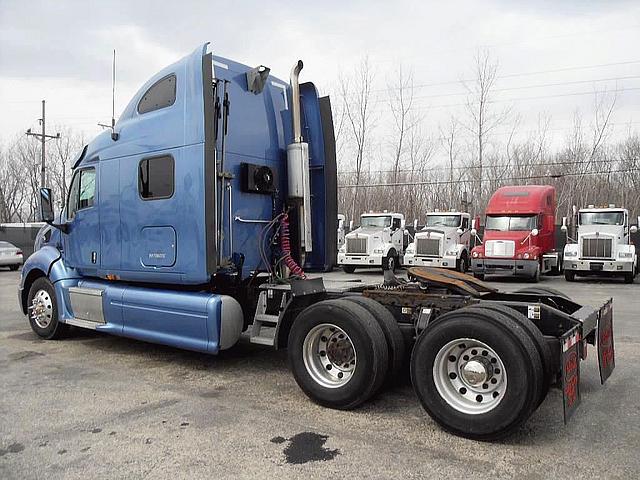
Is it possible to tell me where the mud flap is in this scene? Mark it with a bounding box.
[561,326,581,424]
[597,299,615,385]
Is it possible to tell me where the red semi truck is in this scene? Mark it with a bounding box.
[470,185,562,282]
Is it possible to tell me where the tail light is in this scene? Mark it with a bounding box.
[16,250,23,256]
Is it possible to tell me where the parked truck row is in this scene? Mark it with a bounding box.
[338,185,637,284]
[21,43,617,440]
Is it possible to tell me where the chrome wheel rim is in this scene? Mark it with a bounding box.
[433,338,507,414]
[29,289,53,329]
[303,323,356,388]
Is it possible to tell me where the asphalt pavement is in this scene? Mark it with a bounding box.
[1,268,638,479]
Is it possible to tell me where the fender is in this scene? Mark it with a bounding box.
[19,245,80,314]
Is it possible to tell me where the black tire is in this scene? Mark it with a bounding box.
[564,270,575,282]
[473,272,485,281]
[624,272,634,284]
[456,252,468,273]
[514,286,570,300]
[382,251,397,272]
[468,304,552,407]
[27,277,69,340]
[410,306,543,440]
[288,299,389,410]
[529,262,541,283]
[9,264,19,271]
[341,296,405,385]
[342,265,356,274]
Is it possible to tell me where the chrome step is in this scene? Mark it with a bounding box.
[64,318,102,330]
[249,289,287,347]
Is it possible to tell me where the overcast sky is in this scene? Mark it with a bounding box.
[1,0,639,156]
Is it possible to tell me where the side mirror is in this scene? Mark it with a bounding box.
[631,225,638,234]
[39,188,55,223]
[471,218,477,230]
[456,228,463,235]
[531,228,539,237]
[338,219,344,230]
[413,219,418,230]
[561,225,568,232]
[470,228,477,236]
[349,220,354,231]
[400,219,406,230]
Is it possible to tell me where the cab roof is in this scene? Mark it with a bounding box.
[486,185,556,215]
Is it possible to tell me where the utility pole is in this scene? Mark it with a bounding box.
[25,100,60,189]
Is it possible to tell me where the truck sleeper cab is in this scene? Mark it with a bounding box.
[471,185,561,282]
[337,212,406,273]
[563,206,638,283]
[404,211,471,271]
[19,45,615,442]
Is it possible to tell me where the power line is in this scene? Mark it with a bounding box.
[338,168,640,189]
[366,60,640,94]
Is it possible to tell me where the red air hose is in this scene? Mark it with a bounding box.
[279,213,306,279]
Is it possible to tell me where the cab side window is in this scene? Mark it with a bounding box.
[67,168,96,220]
[137,74,176,114]
[392,218,401,230]
[461,217,469,229]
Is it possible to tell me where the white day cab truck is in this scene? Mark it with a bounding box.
[337,212,406,272]
[404,211,472,272]
[563,205,638,283]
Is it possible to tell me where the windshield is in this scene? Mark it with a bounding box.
[360,216,391,228]
[486,215,537,231]
[425,215,461,228]
[579,211,624,226]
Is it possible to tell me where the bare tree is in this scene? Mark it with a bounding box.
[339,57,376,220]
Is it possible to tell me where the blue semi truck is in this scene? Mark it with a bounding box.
[20,43,615,440]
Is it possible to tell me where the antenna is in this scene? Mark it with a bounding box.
[98,49,119,140]
[111,49,116,130]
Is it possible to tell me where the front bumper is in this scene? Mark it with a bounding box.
[0,254,23,266]
[471,258,538,277]
[337,253,384,266]
[563,258,634,274]
[404,254,457,268]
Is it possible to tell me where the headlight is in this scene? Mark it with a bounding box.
[523,253,530,259]
[406,246,415,254]
[445,250,457,256]
[373,248,384,254]
[619,251,633,258]
[472,251,479,258]
[564,251,577,257]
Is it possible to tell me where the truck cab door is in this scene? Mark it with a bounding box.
[63,165,100,276]
[392,217,403,252]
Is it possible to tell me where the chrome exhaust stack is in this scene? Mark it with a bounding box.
[287,60,312,253]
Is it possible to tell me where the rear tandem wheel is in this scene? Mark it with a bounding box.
[410,306,544,440]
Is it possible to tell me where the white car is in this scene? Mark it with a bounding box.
[0,241,23,271]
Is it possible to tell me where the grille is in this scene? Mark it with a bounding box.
[416,238,441,256]
[485,240,515,258]
[346,237,367,254]
[582,237,612,259]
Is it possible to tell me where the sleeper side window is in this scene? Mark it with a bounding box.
[137,74,176,114]
[139,156,175,200]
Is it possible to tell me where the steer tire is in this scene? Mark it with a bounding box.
[288,299,389,410]
[473,273,485,281]
[456,252,469,273]
[382,252,397,273]
[27,277,69,340]
[623,272,635,284]
[9,265,19,271]
[564,270,576,282]
[341,296,405,386]
[342,265,356,274]
[410,306,543,441]
[468,304,553,408]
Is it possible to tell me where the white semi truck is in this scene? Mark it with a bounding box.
[404,211,472,271]
[337,212,406,273]
[563,205,638,283]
